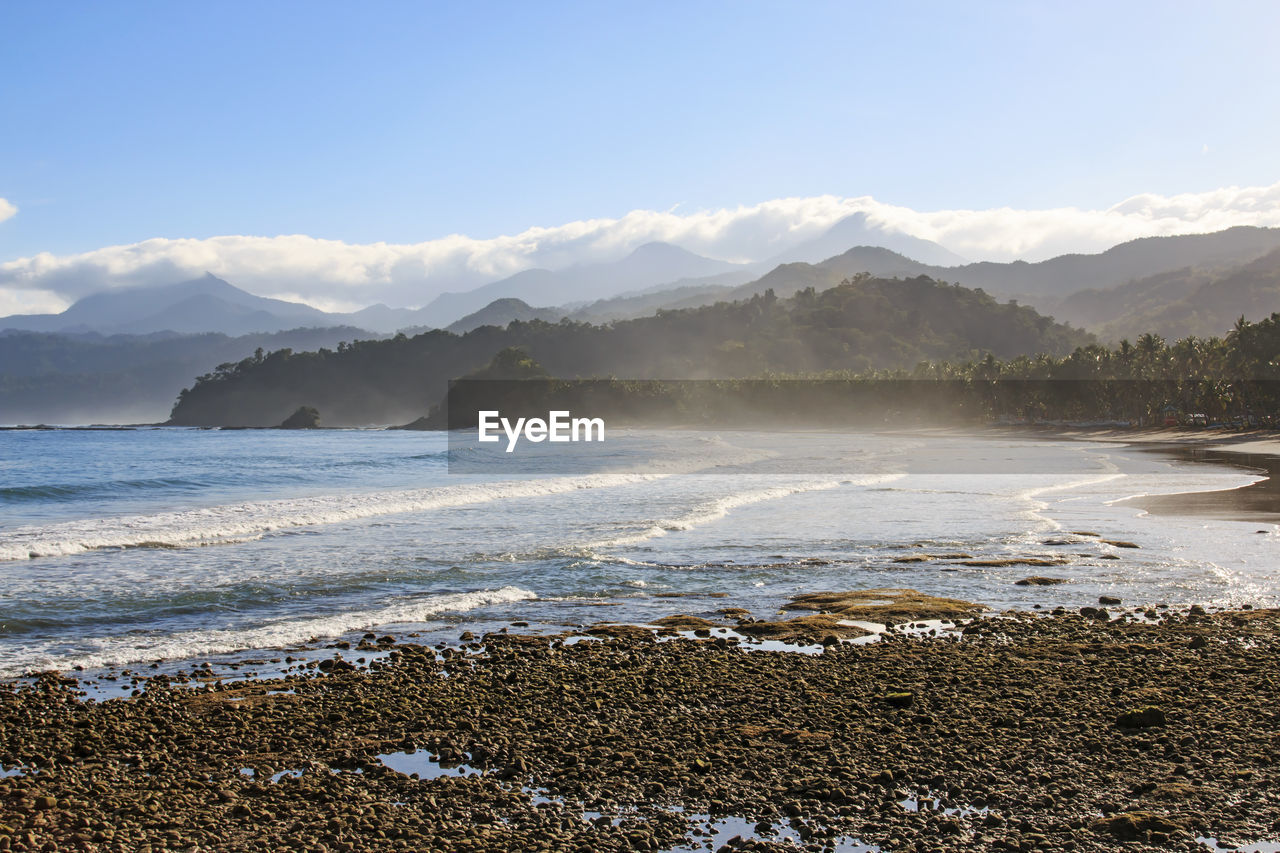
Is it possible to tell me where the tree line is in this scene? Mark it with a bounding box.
[167,276,1092,426]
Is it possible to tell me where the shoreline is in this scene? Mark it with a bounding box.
[2,597,1278,852]
[990,425,1280,524]
[4,426,1280,850]
[6,424,1280,679]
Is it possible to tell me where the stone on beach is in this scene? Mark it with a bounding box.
[1,604,1278,853]
[781,587,985,624]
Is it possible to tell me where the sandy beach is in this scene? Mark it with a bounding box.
[995,427,1280,523]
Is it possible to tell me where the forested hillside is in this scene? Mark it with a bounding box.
[1058,248,1280,342]
[167,275,1092,426]
[431,315,1280,432]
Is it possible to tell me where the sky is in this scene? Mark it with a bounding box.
[2,1,1280,313]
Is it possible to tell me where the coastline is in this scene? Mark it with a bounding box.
[2,597,1277,852]
[4,427,1280,851]
[993,426,1280,524]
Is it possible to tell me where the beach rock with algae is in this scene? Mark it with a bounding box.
[781,587,985,625]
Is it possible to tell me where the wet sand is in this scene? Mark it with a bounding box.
[2,598,1279,853]
[1120,444,1280,522]
[1000,426,1280,523]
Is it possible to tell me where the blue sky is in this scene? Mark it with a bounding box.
[2,1,1279,311]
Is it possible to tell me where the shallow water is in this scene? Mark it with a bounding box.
[1,427,1276,676]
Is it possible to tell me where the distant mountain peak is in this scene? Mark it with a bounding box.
[769,214,968,267]
[444,297,562,334]
[628,241,703,258]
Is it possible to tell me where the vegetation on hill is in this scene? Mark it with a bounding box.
[433,314,1280,431]
[1057,247,1280,342]
[445,298,562,334]
[557,228,1280,332]
[279,405,321,429]
[167,275,1092,426]
[888,314,1280,425]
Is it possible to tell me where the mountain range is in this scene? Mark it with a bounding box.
[8,224,1280,424]
[1057,246,1280,341]
[167,274,1093,427]
[11,225,1277,341]
[0,215,968,336]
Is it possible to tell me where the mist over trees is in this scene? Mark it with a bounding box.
[909,314,1280,426]
[167,275,1092,426]
[426,314,1280,432]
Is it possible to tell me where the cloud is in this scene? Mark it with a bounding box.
[0,198,16,224]
[4,181,1280,314]
[0,288,67,317]
[858,181,1280,263]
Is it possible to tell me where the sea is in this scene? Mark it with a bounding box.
[1,427,1277,678]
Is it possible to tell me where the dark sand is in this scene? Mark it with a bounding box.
[3,601,1279,853]
[1121,444,1280,523]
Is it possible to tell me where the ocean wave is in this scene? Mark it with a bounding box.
[0,438,781,562]
[0,477,216,504]
[0,585,536,677]
[586,473,901,549]
[0,472,665,562]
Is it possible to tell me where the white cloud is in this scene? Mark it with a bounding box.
[0,288,68,317]
[4,180,1280,314]
[0,198,16,224]
[858,181,1280,263]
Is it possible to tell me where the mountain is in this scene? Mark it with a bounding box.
[943,226,1280,304]
[557,247,929,324]
[0,274,341,336]
[567,281,737,324]
[445,298,564,334]
[14,226,1280,341]
[416,242,753,327]
[768,213,967,267]
[342,303,426,334]
[167,274,1093,427]
[729,246,934,301]
[1059,247,1280,341]
[0,274,440,336]
[579,227,1280,324]
[0,326,382,425]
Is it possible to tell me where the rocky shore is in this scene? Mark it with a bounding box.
[2,594,1278,853]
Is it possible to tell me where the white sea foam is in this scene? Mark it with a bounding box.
[1,439,779,562]
[0,472,666,562]
[1,585,536,677]
[586,473,902,549]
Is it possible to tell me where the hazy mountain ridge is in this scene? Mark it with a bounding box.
[10,226,1280,425]
[556,246,934,324]
[415,242,755,327]
[765,212,968,267]
[0,325,382,425]
[445,298,563,334]
[11,227,1276,339]
[947,226,1280,302]
[166,274,1092,427]
[0,215,964,334]
[550,229,1280,329]
[1065,247,1280,342]
[0,274,336,336]
[713,227,1280,310]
